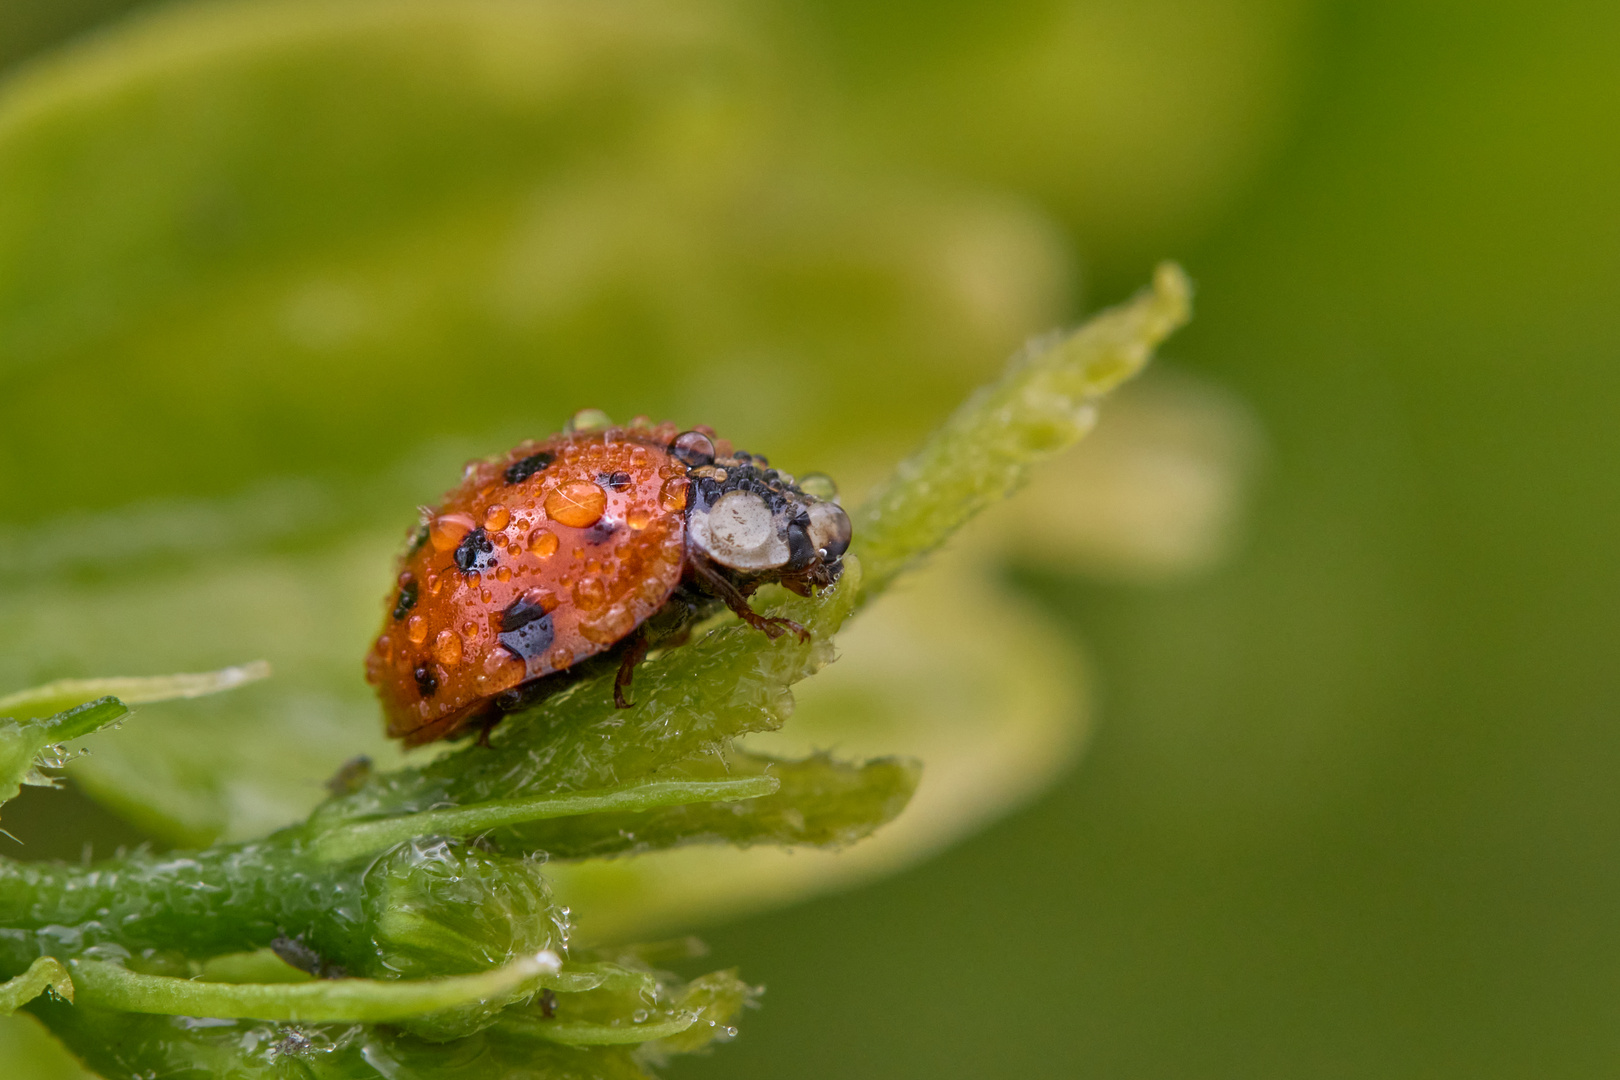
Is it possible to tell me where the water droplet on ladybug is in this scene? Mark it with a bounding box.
[580,603,636,644]
[627,507,653,530]
[429,512,477,552]
[573,576,608,610]
[483,504,511,531]
[546,481,607,528]
[808,501,853,560]
[671,430,715,467]
[660,477,689,512]
[406,615,428,645]
[529,528,559,557]
[433,629,463,667]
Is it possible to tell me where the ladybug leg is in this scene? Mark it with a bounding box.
[474,710,503,748]
[688,558,811,644]
[613,630,651,709]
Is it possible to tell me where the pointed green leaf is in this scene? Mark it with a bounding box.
[0,957,71,1013]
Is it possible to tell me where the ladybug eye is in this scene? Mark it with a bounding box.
[689,489,791,572]
[784,518,817,571]
[671,430,716,468]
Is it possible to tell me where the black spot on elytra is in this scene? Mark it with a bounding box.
[392,579,419,620]
[504,452,554,485]
[414,665,439,698]
[498,612,555,665]
[453,527,498,573]
[584,519,620,545]
[500,593,551,632]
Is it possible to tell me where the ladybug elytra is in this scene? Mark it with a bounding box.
[365,414,851,746]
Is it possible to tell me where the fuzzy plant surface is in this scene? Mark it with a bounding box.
[0,267,1189,1079]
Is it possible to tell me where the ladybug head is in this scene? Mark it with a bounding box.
[681,447,851,588]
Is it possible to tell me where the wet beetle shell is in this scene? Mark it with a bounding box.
[365,424,692,745]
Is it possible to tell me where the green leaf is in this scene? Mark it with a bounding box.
[310,774,779,863]
[505,750,920,859]
[0,697,127,810]
[0,661,270,721]
[66,950,560,1024]
[0,957,71,1013]
[855,261,1194,593]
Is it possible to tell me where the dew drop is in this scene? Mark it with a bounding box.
[579,603,635,644]
[483,504,511,531]
[406,615,429,645]
[627,507,653,530]
[429,512,477,552]
[496,566,512,583]
[659,477,690,512]
[799,472,838,501]
[432,629,463,667]
[573,576,607,610]
[548,645,574,670]
[529,528,559,557]
[671,430,715,467]
[546,481,607,528]
[566,408,613,433]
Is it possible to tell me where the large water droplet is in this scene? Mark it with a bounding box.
[660,477,690,512]
[429,512,477,552]
[546,481,607,528]
[799,472,838,501]
[566,408,613,433]
[670,430,715,467]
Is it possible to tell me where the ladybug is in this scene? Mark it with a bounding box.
[365,414,852,746]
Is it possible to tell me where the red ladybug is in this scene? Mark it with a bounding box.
[365,414,851,746]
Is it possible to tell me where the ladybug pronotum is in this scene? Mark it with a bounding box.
[365,414,852,746]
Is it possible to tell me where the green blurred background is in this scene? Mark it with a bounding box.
[3,0,1618,1077]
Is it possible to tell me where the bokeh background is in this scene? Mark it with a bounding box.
[2,0,1618,1077]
